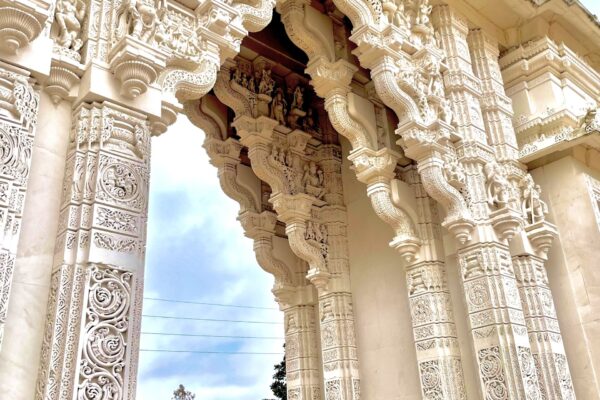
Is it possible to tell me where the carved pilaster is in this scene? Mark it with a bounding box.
[467,29,519,163]
[0,62,39,349]
[279,286,322,400]
[36,102,150,400]
[513,254,576,399]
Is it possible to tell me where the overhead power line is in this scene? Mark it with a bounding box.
[141,332,284,340]
[143,297,279,310]
[140,349,283,355]
[142,314,283,325]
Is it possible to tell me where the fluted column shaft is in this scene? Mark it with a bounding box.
[433,5,542,399]
[36,102,150,400]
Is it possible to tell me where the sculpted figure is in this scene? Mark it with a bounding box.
[127,0,158,42]
[302,161,325,199]
[520,175,548,224]
[443,153,464,187]
[55,0,86,51]
[258,68,275,97]
[439,99,453,125]
[416,0,432,25]
[484,162,512,208]
[270,88,287,125]
[392,0,411,30]
[291,86,304,110]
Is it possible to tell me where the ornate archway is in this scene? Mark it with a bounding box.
[0,0,578,399]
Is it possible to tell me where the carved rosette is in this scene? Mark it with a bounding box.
[0,64,38,349]
[36,102,150,400]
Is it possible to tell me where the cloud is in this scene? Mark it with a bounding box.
[138,117,283,400]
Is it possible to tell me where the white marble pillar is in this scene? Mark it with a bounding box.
[0,61,40,346]
[433,5,542,399]
[35,102,150,400]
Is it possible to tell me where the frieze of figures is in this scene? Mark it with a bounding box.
[229,58,321,134]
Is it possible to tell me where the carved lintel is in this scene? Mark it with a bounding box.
[108,36,167,99]
[525,220,558,260]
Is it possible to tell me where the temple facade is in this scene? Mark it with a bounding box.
[0,0,598,399]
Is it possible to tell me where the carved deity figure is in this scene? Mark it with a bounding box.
[270,88,287,126]
[415,0,432,26]
[520,174,548,224]
[484,162,512,209]
[302,161,325,199]
[258,68,275,97]
[439,99,453,125]
[125,0,158,42]
[55,0,86,51]
[393,0,411,30]
[291,86,305,110]
[443,154,465,187]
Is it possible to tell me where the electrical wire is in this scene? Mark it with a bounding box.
[141,332,284,340]
[142,314,283,324]
[143,296,279,310]
[140,349,283,355]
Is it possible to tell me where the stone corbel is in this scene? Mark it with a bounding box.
[213,60,256,118]
[277,0,335,62]
[109,36,167,99]
[44,54,84,104]
[401,120,475,244]
[307,58,374,149]
[0,0,52,55]
[232,115,286,194]
[160,43,220,104]
[489,206,524,243]
[204,137,260,213]
[271,193,330,291]
[238,210,295,289]
[232,0,276,34]
[350,147,422,262]
[150,101,179,136]
[524,220,558,260]
[330,0,379,30]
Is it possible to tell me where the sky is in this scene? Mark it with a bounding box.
[137,2,600,399]
[137,119,283,400]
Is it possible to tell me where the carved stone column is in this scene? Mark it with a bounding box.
[512,253,575,399]
[468,29,576,398]
[279,287,322,400]
[0,62,39,348]
[36,102,150,400]
[467,29,519,164]
[400,166,467,400]
[433,5,542,399]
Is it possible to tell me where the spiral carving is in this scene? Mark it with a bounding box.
[79,266,132,400]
